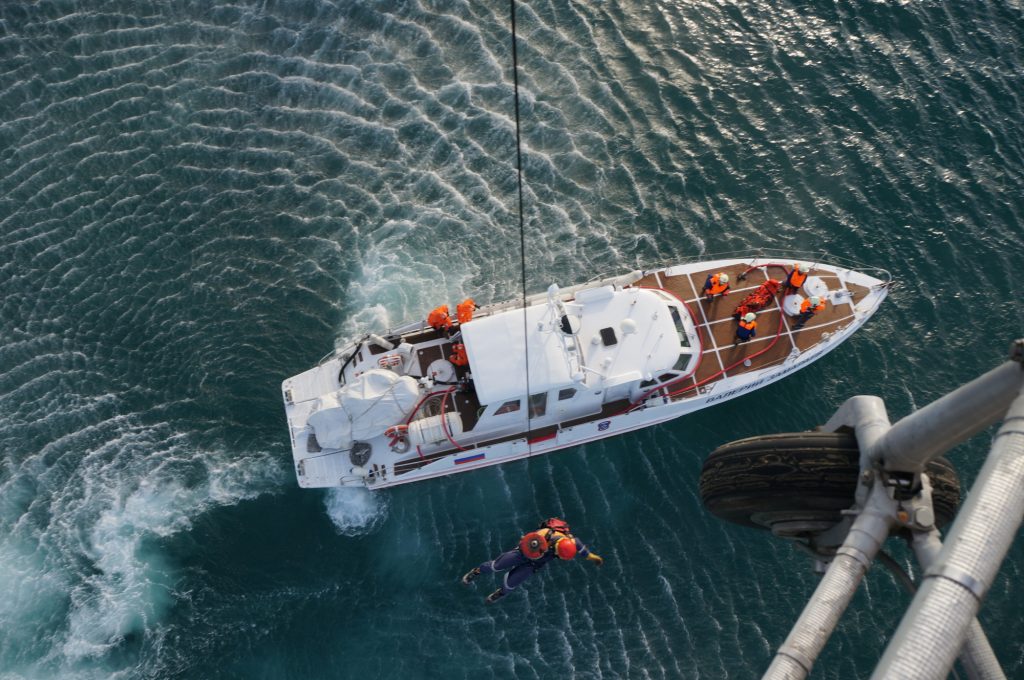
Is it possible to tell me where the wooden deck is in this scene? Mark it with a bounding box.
[635,263,869,397]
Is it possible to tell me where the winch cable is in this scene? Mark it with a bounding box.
[404,4,531,463]
[421,0,528,462]
[510,0,534,456]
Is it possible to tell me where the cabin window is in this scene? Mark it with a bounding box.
[673,353,692,372]
[529,393,547,418]
[494,400,521,415]
[557,387,577,401]
[669,307,691,348]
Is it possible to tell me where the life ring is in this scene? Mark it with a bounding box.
[378,354,403,369]
[385,424,411,453]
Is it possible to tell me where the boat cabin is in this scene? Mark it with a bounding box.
[460,285,699,433]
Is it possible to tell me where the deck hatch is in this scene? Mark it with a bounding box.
[599,327,618,346]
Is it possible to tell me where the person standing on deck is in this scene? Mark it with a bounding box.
[734,312,757,346]
[462,518,603,603]
[782,263,809,295]
[794,296,826,329]
[702,272,731,301]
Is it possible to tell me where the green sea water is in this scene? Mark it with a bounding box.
[1,0,1022,678]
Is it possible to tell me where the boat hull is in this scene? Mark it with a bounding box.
[282,255,890,489]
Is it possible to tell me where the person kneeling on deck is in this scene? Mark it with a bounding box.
[702,272,730,301]
[734,312,757,346]
[456,298,479,325]
[427,304,453,334]
[794,296,826,329]
[461,518,603,604]
[782,263,809,295]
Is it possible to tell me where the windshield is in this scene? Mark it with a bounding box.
[669,306,691,348]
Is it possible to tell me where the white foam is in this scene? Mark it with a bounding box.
[60,452,283,663]
[323,488,388,536]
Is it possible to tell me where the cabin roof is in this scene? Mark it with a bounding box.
[461,287,680,405]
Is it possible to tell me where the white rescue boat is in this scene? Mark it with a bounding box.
[282,254,890,489]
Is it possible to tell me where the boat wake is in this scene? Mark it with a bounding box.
[323,488,389,536]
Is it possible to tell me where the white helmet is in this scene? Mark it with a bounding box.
[719,273,730,284]
[809,296,821,306]
[743,312,756,323]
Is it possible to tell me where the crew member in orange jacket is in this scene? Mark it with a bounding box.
[456,298,478,325]
[794,296,825,329]
[702,272,731,301]
[782,263,809,294]
[427,305,452,333]
[734,312,757,346]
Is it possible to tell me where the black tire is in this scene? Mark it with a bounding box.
[699,432,960,534]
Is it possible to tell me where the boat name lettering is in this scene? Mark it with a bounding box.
[705,352,816,404]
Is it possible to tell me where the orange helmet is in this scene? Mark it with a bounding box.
[555,537,578,560]
[519,531,549,559]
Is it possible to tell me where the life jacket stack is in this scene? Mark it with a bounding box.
[732,279,781,319]
[449,343,468,367]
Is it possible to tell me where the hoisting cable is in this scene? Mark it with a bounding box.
[411,1,531,463]
[510,0,534,452]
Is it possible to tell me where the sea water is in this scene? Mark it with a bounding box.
[1,0,1022,678]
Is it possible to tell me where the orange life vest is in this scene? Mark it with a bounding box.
[456,298,476,325]
[739,319,756,332]
[449,343,468,366]
[427,305,451,330]
[788,268,808,289]
[521,518,581,561]
[800,298,825,314]
[705,274,729,296]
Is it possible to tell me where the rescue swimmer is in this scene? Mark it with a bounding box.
[461,518,603,603]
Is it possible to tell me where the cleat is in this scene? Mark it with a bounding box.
[461,567,481,585]
[485,588,505,604]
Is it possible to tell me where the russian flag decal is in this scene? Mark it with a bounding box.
[455,453,485,465]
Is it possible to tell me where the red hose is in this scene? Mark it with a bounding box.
[662,309,786,401]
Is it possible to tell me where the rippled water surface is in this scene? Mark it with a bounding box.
[2,1,1023,678]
